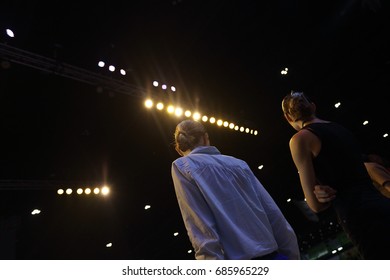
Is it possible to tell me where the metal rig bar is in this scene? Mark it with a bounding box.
[0,42,146,98]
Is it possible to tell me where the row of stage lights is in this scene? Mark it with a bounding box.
[144,98,258,135]
[97,60,127,76]
[4,28,386,139]
[57,186,110,196]
[152,80,176,92]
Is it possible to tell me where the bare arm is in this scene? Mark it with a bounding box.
[364,162,390,197]
[365,162,390,193]
[289,130,332,213]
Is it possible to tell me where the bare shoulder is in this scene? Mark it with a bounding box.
[290,129,315,146]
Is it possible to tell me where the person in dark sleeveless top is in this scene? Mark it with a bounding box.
[281,91,390,260]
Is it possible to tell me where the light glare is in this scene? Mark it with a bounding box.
[101,186,110,195]
[156,102,164,110]
[6,29,15,38]
[144,99,153,108]
[193,112,201,120]
[184,110,192,117]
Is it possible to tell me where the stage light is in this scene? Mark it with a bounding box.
[173,232,179,236]
[144,99,153,108]
[144,205,151,210]
[167,105,175,114]
[156,102,164,110]
[66,188,72,195]
[76,188,83,194]
[184,110,192,117]
[187,250,192,254]
[6,29,14,38]
[106,243,113,248]
[334,102,341,108]
[31,209,41,215]
[193,112,201,120]
[120,69,126,75]
[258,165,263,170]
[101,186,110,195]
[363,120,369,125]
[97,61,105,67]
[171,86,176,92]
[108,65,115,72]
[85,188,91,195]
[162,84,167,90]
[57,189,64,195]
[93,187,100,194]
[153,81,159,87]
[287,198,292,203]
[174,107,183,117]
[384,133,388,138]
[143,99,258,136]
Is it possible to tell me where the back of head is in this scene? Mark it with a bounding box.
[174,120,207,153]
[282,91,315,122]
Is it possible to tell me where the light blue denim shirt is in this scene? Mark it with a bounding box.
[171,146,300,260]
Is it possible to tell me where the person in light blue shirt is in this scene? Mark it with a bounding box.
[171,119,300,260]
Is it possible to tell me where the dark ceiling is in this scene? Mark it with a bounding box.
[1,0,389,259]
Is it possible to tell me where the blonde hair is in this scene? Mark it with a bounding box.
[174,120,207,153]
[282,91,315,122]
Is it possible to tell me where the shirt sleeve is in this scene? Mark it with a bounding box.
[249,168,301,260]
[171,162,225,259]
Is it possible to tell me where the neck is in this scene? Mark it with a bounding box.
[301,118,314,129]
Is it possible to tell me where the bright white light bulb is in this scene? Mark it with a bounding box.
[144,99,153,108]
[101,186,110,195]
[193,112,201,120]
[156,103,164,110]
[6,29,15,38]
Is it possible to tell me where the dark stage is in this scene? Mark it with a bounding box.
[1,0,389,259]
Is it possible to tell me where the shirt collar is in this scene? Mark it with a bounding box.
[189,146,221,155]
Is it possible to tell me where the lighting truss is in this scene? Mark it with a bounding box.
[0,42,146,98]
